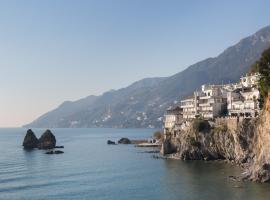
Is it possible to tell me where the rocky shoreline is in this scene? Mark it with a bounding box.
[107,138,149,145]
[161,93,270,183]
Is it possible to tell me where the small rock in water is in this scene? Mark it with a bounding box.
[118,138,131,144]
[107,140,116,145]
[46,151,54,155]
[55,146,64,149]
[54,150,64,154]
[45,150,64,155]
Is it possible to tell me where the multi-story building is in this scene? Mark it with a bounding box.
[180,92,199,119]
[180,84,227,119]
[163,73,261,141]
[164,106,183,130]
[240,73,260,88]
[227,87,260,117]
[198,85,227,118]
[179,73,260,119]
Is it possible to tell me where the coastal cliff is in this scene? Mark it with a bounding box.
[162,93,270,183]
[244,93,270,182]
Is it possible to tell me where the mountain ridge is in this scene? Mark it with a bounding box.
[25,25,270,128]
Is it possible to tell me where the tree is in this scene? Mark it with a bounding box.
[153,131,163,140]
[251,47,270,108]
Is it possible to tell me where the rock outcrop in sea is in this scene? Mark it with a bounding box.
[46,150,64,155]
[37,130,56,149]
[107,140,116,145]
[23,129,39,149]
[162,92,270,183]
[118,138,131,144]
[22,129,59,150]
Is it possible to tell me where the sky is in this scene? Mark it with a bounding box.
[0,0,270,127]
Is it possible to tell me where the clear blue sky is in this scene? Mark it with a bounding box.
[0,0,270,127]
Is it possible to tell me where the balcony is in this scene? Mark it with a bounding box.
[199,103,211,107]
[181,104,195,108]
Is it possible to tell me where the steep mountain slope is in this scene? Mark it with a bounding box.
[25,25,270,128]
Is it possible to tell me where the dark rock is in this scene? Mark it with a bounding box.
[262,163,270,171]
[38,129,56,149]
[54,150,64,154]
[152,155,168,160]
[161,139,177,155]
[228,176,241,182]
[55,146,64,149]
[45,150,64,155]
[107,140,116,145]
[141,150,160,154]
[23,129,39,149]
[118,138,131,144]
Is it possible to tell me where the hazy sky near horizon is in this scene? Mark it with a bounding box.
[0,0,270,127]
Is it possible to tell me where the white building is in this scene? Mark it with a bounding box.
[180,85,227,119]
[227,87,260,117]
[240,73,260,88]
[180,93,199,119]
[199,85,227,118]
[164,106,183,129]
[165,73,261,133]
[180,73,260,119]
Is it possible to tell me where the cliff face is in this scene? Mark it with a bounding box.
[162,118,256,163]
[244,93,270,182]
[162,95,270,182]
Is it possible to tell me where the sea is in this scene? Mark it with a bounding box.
[1,128,270,200]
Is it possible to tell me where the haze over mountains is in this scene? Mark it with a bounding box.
[25,26,270,128]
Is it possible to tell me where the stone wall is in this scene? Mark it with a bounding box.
[215,117,244,132]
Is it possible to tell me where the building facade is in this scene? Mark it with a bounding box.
[180,85,227,119]
[179,73,260,120]
[227,87,260,117]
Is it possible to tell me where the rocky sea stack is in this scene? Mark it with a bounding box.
[23,129,39,149]
[38,130,56,149]
[22,129,58,150]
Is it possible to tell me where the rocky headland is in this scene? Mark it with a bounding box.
[162,92,270,183]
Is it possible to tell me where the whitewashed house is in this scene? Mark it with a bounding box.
[240,73,260,88]
[227,87,260,117]
[164,73,261,135]
[164,106,183,129]
[180,85,227,119]
[180,92,199,119]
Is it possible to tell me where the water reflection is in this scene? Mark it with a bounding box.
[162,159,270,200]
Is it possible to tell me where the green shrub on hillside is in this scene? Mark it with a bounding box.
[189,137,201,148]
[193,119,210,133]
[251,47,270,108]
[153,131,163,140]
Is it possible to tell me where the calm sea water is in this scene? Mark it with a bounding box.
[1,128,270,200]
